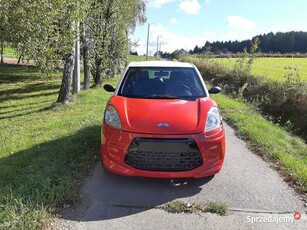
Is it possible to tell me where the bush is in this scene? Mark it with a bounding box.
[183,56,307,140]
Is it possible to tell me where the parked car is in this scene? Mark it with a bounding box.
[102,61,225,178]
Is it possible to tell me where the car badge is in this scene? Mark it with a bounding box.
[157,123,170,127]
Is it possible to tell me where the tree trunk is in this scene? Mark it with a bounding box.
[81,23,90,90]
[17,54,22,64]
[83,47,90,89]
[0,41,4,64]
[91,56,102,85]
[17,45,26,64]
[57,48,75,103]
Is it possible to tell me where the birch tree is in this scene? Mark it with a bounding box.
[83,0,146,85]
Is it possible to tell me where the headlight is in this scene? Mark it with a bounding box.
[205,107,222,131]
[104,105,121,129]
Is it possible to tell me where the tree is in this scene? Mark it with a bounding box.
[81,22,91,90]
[1,0,86,103]
[193,45,201,54]
[57,47,75,103]
[1,0,80,70]
[1,0,146,102]
[0,1,10,63]
[55,0,88,103]
[171,49,182,60]
[83,0,146,85]
[191,31,307,54]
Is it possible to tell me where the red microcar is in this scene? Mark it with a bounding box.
[102,61,225,178]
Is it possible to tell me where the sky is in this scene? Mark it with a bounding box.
[130,0,307,55]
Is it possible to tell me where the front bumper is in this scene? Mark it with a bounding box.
[101,124,226,178]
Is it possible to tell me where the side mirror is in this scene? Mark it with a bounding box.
[103,84,116,92]
[208,86,221,94]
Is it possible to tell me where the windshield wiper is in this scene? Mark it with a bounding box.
[144,94,186,100]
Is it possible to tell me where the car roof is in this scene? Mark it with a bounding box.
[128,61,194,68]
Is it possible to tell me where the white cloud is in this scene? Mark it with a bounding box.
[179,0,201,14]
[226,16,255,29]
[170,18,178,24]
[205,0,211,3]
[147,0,203,14]
[147,0,178,8]
[132,24,209,55]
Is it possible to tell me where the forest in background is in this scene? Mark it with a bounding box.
[191,31,307,54]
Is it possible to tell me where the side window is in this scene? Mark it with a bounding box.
[182,71,203,95]
[121,71,137,95]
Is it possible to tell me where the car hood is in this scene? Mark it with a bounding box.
[107,96,217,135]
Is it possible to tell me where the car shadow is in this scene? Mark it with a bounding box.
[61,163,215,222]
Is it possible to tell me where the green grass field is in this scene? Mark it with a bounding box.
[2,46,17,58]
[128,54,160,62]
[0,66,118,228]
[214,57,307,81]
[0,63,306,228]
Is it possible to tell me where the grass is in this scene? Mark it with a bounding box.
[159,200,228,216]
[214,57,307,81]
[2,46,17,59]
[205,202,229,216]
[0,65,117,228]
[128,54,160,62]
[211,93,307,191]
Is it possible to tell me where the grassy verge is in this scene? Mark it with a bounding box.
[0,65,116,228]
[181,56,307,139]
[211,93,307,192]
[159,200,228,216]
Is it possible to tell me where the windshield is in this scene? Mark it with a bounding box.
[118,67,206,100]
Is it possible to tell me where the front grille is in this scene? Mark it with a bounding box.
[124,138,202,171]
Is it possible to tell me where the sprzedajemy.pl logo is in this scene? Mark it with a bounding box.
[247,212,301,224]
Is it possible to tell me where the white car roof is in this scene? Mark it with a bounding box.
[128,61,194,68]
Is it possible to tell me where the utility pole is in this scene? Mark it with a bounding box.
[156,36,159,53]
[146,23,150,60]
[73,20,80,94]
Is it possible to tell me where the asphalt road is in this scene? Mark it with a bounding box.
[53,124,307,230]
